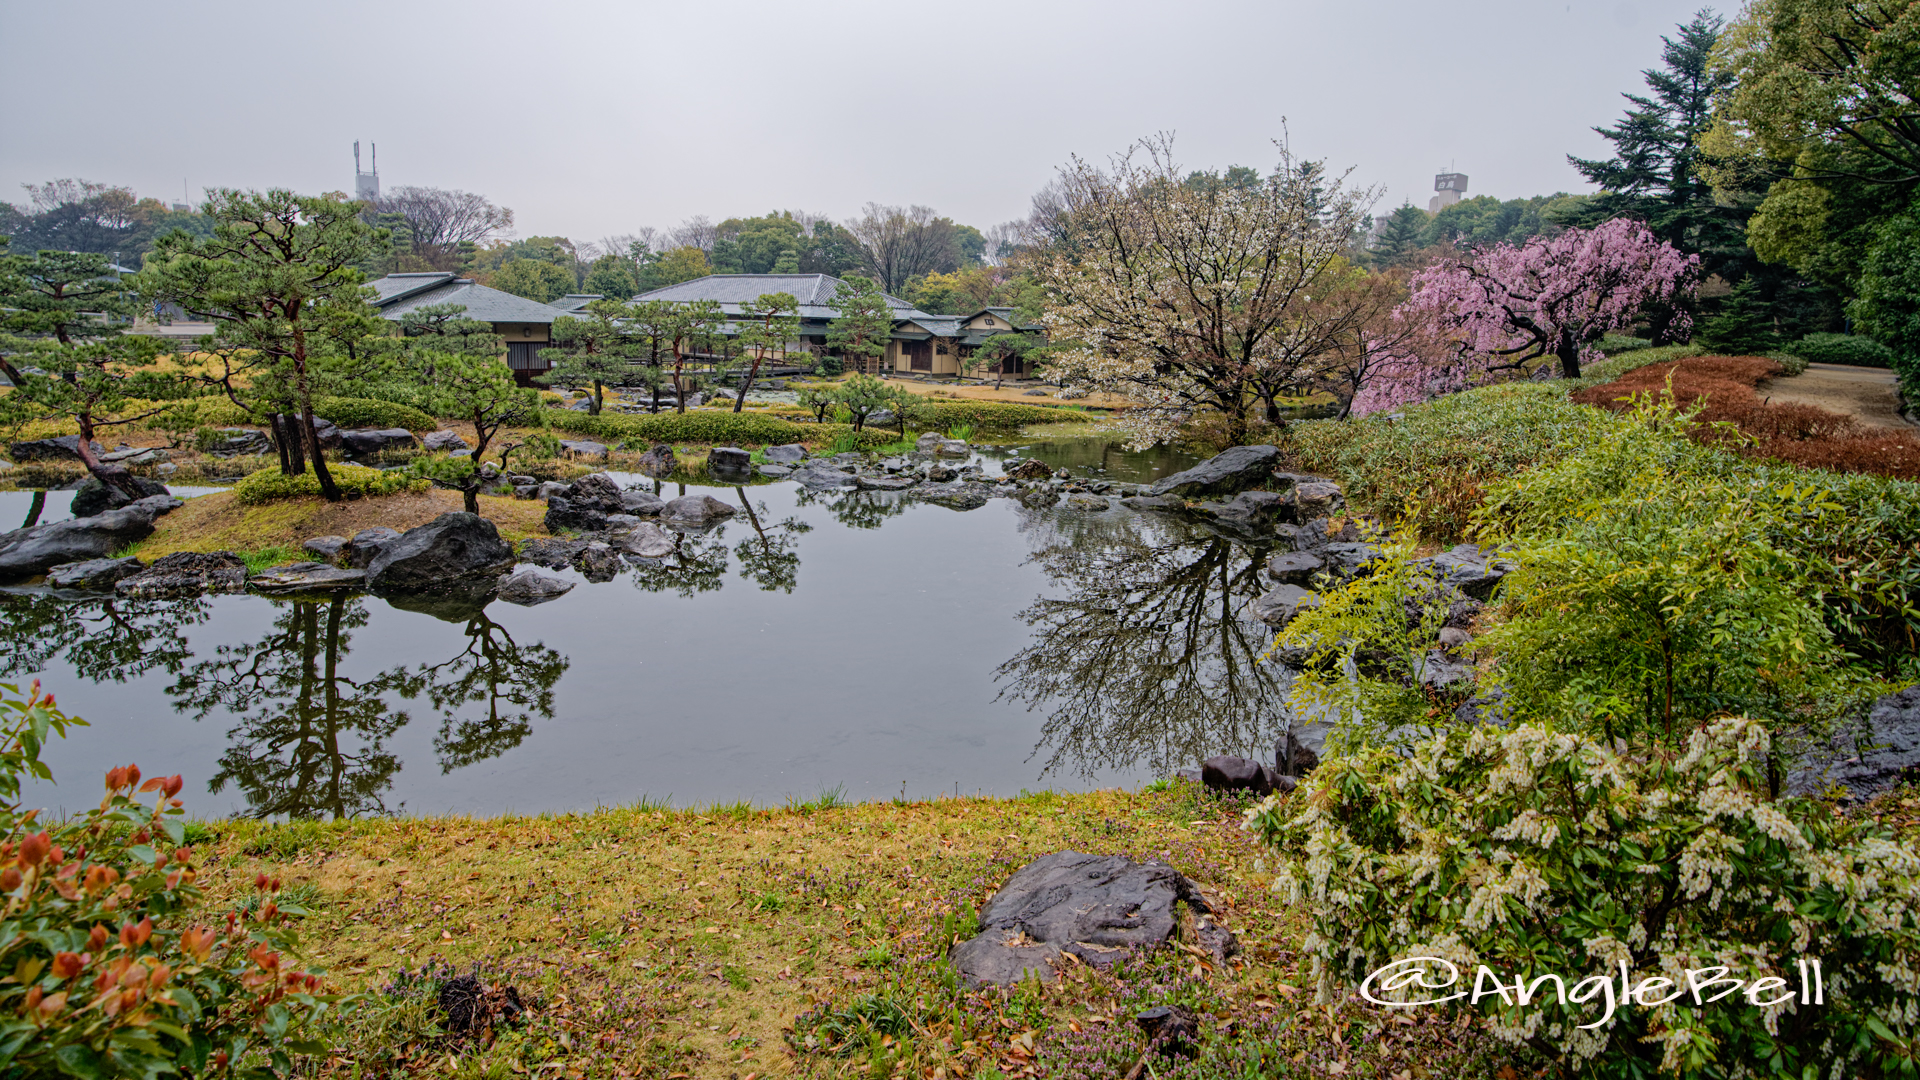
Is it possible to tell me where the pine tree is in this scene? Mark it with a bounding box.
[1369,204,1428,267]
[538,299,639,414]
[825,275,892,375]
[1568,11,1740,262]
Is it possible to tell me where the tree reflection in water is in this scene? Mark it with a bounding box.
[792,487,910,530]
[167,595,568,819]
[731,487,812,593]
[0,592,208,684]
[997,511,1292,778]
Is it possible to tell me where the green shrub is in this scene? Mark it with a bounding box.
[310,396,437,432]
[1281,383,1620,541]
[1788,332,1896,369]
[1594,333,1651,354]
[233,464,428,504]
[545,408,898,451]
[0,682,347,1076]
[1249,715,1920,1078]
[1576,342,1705,385]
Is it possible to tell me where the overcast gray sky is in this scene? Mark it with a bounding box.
[2,0,1718,242]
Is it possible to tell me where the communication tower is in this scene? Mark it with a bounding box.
[354,141,380,202]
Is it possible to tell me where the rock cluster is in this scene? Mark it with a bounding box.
[0,495,183,582]
[1788,685,1920,802]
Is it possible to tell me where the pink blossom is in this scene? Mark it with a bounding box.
[1353,219,1698,415]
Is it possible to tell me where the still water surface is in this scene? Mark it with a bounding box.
[3,439,1298,818]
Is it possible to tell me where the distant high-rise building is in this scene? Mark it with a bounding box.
[1429,172,1467,214]
[354,141,379,202]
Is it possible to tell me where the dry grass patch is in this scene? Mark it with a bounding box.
[190,786,1511,1078]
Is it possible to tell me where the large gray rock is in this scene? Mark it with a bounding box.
[1266,551,1324,586]
[1788,685,1920,802]
[665,494,736,527]
[949,852,1213,987]
[560,439,608,459]
[1120,494,1183,512]
[916,483,991,511]
[914,431,944,453]
[707,447,753,478]
[572,542,622,582]
[634,444,677,478]
[205,429,273,458]
[1251,584,1320,628]
[342,527,403,569]
[422,430,471,453]
[1196,490,1290,531]
[517,536,588,570]
[249,562,367,593]
[0,495,181,582]
[855,475,917,492]
[116,551,248,598]
[303,535,349,563]
[793,462,857,489]
[496,568,574,606]
[763,444,808,464]
[614,522,677,558]
[1201,755,1270,794]
[1149,444,1280,498]
[10,435,105,462]
[567,472,626,513]
[1291,481,1345,521]
[545,496,610,534]
[1062,493,1110,511]
[69,476,171,518]
[342,428,417,457]
[934,439,971,458]
[45,556,146,591]
[365,512,515,593]
[1413,544,1514,601]
[1320,542,1386,583]
[619,489,667,516]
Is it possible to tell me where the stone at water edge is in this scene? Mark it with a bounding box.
[572,543,623,582]
[1265,551,1324,585]
[342,527,403,569]
[757,464,793,478]
[45,556,146,591]
[496,569,575,606]
[914,431,944,452]
[707,447,753,476]
[914,483,990,511]
[1250,584,1319,628]
[1062,493,1110,511]
[614,522,677,558]
[365,513,516,593]
[618,489,667,515]
[949,852,1217,988]
[545,497,611,535]
[1201,755,1269,793]
[249,563,368,593]
[855,475,916,491]
[934,439,971,457]
[1119,494,1182,512]
[69,476,171,519]
[634,444,677,478]
[1291,481,1345,521]
[517,537,588,570]
[566,473,626,513]
[763,443,808,464]
[115,551,249,598]
[0,495,182,583]
[664,495,736,527]
[1004,457,1055,482]
[1148,444,1280,498]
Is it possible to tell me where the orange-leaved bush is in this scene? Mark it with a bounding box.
[0,680,348,1077]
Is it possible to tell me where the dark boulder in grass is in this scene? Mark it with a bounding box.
[365,512,515,593]
[342,527,403,569]
[205,429,272,458]
[707,446,753,479]
[949,852,1217,987]
[634,444,677,478]
[566,472,626,513]
[0,495,181,582]
[116,551,249,598]
[1788,684,1920,803]
[763,443,808,464]
[303,535,349,564]
[69,476,171,518]
[517,537,588,569]
[341,428,418,458]
[1148,444,1279,498]
[544,496,610,535]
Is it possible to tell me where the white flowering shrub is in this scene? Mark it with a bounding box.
[1246,716,1920,1077]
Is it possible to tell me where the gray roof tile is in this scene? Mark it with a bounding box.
[371,274,569,324]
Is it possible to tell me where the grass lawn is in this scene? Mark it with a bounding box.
[195,784,1512,1078]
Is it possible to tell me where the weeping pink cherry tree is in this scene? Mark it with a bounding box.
[1354,219,1698,415]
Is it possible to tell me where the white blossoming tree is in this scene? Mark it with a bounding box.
[1031,135,1378,445]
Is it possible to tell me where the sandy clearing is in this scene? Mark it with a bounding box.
[1760,363,1916,431]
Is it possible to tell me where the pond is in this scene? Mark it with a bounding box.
[3,438,1301,819]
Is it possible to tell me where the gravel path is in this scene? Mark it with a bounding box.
[1761,362,1915,430]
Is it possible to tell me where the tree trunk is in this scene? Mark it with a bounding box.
[301,407,342,502]
[733,352,763,414]
[20,490,45,530]
[464,485,480,514]
[1556,331,1583,380]
[1224,403,1249,447]
[591,380,603,415]
[272,414,293,474]
[74,412,142,499]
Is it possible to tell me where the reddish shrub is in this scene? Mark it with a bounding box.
[1573,356,1920,479]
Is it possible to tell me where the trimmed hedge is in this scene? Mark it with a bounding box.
[233,464,429,504]
[312,396,437,432]
[544,408,906,451]
[908,399,1081,432]
[1789,332,1896,369]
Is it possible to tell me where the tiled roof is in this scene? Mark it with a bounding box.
[634,274,919,314]
[370,273,569,324]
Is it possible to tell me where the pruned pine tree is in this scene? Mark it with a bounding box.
[539,299,638,414]
[732,292,799,413]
